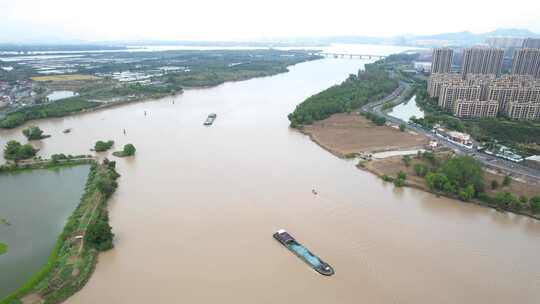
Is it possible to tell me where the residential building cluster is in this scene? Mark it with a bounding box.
[0,80,33,110]
[428,40,540,120]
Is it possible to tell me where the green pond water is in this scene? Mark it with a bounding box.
[0,165,90,298]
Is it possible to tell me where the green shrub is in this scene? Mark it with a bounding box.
[394,177,405,187]
[3,140,37,160]
[414,163,428,177]
[94,140,114,152]
[382,174,393,182]
[530,196,540,214]
[402,155,411,167]
[22,126,46,140]
[85,213,114,251]
[502,175,512,187]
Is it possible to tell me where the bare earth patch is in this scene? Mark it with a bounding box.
[31,74,99,82]
[20,293,44,304]
[302,113,428,156]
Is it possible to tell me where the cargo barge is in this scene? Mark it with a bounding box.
[204,113,217,126]
[273,229,334,276]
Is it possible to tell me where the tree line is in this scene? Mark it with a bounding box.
[288,63,398,127]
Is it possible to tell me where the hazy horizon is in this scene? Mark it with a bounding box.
[1,0,540,43]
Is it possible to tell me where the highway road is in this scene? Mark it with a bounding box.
[361,81,540,184]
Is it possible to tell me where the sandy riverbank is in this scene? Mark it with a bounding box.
[298,112,540,219]
[301,113,428,157]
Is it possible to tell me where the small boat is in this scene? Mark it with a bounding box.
[204,113,217,126]
[63,128,72,134]
[273,229,334,276]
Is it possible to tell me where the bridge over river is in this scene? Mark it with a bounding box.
[311,52,387,60]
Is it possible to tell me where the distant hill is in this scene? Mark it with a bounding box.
[290,28,540,48]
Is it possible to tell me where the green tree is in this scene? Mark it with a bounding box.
[458,184,475,202]
[399,123,406,132]
[85,214,114,251]
[490,179,499,190]
[414,163,428,177]
[425,172,449,191]
[502,175,512,187]
[94,140,114,152]
[495,192,517,210]
[402,155,411,167]
[440,156,484,194]
[397,171,407,180]
[3,140,37,161]
[22,125,45,140]
[123,144,136,156]
[530,196,540,214]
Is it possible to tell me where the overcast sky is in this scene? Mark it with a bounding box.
[1,0,539,42]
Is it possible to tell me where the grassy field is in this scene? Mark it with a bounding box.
[31,75,99,82]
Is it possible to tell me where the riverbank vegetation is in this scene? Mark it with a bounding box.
[288,62,398,127]
[1,50,320,129]
[0,243,7,256]
[94,140,114,152]
[0,160,119,304]
[0,97,100,129]
[3,140,37,161]
[22,126,50,140]
[367,152,540,218]
[112,144,136,157]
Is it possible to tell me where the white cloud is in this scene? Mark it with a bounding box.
[0,0,539,42]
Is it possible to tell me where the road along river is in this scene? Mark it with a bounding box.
[1,54,539,304]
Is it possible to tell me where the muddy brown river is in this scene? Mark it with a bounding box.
[1,55,540,304]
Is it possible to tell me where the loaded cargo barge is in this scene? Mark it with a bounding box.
[204,113,217,126]
[273,229,334,276]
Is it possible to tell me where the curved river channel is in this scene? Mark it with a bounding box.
[1,53,540,303]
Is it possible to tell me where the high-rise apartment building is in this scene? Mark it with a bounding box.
[506,102,540,120]
[523,38,540,49]
[453,100,499,118]
[438,84,481,110]
[431,48,453,74]
[462,48,504,76]
[511,48,540,78]
[427,73,463,97]
[487,84,540,112]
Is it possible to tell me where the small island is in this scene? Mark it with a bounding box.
[94,140,114,152]
[22,126,50,140]
[112,144,136,158]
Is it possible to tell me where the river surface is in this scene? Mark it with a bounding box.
[0,166,89,297]
[1,53,540,303]
[388,95,424,122]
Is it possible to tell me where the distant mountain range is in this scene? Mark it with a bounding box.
[278,28,540,48]
[1,28,539,51]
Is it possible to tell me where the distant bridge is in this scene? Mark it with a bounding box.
[312,52,387,60]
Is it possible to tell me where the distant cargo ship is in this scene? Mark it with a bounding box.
[273,229,334,276]
[204,113,217,126]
